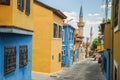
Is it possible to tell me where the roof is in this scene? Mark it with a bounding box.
[34,0,67,19]
[63,23,75,30]
[79,6,83,16]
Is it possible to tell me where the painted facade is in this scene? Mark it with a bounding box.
[0,0,33,80]
[62,24,75,67]
[112,0,120,79]
[32,0,67,73]
[98,23,111,80]
[74,29,80,62]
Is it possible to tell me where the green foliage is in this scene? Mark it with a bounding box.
[102,18,111,23]
[90,38,100,50]
[98,18,111,33]
[98,26,102,33]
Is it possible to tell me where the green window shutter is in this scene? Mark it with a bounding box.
[17,0,24,11]
[25,0,30,16]
[0,0,10,5]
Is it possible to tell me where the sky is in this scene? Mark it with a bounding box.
[38,0,111,42]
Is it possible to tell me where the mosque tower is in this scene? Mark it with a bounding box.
[90,26,93,44]
[77,5,84,42]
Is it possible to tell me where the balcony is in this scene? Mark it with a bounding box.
[75,37,83,42]
[77,22,84,27]
[76,34,84,39]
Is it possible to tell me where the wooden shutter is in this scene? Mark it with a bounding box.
[25,0,30,16]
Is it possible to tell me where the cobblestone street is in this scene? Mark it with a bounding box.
[32,58,106,80]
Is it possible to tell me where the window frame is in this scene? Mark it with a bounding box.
[17,0,24,12]
[25,0,30,16]
[114,0,119,32]
[114,60,118,80]
[58,53,61,62]
[53,23,59,38]
[4,46,16,75]
[59,25,62,38]
[62,29,64,41]
[53,22,63,39]
[69,31,73,41]
[0,0,10,5]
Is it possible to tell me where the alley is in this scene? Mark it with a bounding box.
[54,58,105,80]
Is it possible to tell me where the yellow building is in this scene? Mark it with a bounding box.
[112,0,120,79]
[32,0,67,73]
[0,0,33,31]
[0,0,33,80]
[104,23,110,50]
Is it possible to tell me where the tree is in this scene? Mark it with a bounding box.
[90,38,100,50]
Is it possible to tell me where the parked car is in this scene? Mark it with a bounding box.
[98,57,102,63]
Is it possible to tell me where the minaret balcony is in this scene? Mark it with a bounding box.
[75,37,83,42]
[76,34,84,39]
[77,22,84,27]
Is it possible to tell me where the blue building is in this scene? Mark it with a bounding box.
[101,50,111,80]
[62,24,75,67]
[0,0,33,79]
[0,31,33,80]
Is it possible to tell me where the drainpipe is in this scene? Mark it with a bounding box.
[110,0,114,79]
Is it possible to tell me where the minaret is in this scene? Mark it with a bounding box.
[77,5,84,42]
[90,26,93,44]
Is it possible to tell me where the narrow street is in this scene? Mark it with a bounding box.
[52,58,105,80]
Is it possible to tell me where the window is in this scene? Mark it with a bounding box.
[72,32,74,40]
[58,53,61,62]
[104,56,107,72]
[53,23,63,39]
[4,46,16,75]
[25,0,30,16]
[17,0,24,11]
[62,50,65,61]
[62,30,64,41]
[52,55,54,60]
[19,45,28,68]
[69,32,73,40]
[0,0,10,5]
[114,60,118,80]
[114,0,119,32]
[53,23,59,38]
[59,26,62,38]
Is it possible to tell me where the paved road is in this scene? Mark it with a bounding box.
[54,58,105,80]
[32,58,105,80]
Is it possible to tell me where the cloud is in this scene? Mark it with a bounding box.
[88,13,100,17]
[63,12,101,41]
[63,11,79,28]
[85,20,102,26]
[100,1,111,9]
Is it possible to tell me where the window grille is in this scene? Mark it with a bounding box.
[4,46,16,75]
[19,45,28,68]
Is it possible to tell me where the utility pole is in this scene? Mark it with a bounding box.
[105,0,109,22]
